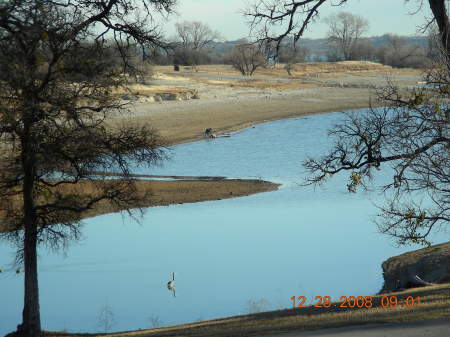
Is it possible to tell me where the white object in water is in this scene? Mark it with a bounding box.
[167,272,175,290]
[167,272,176,297]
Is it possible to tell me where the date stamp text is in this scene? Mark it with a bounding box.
[290,295,422,309]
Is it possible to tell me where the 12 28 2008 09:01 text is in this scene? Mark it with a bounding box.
[290,295,422,309]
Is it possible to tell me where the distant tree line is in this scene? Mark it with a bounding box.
[145,15,434,70]
[63,17,436,75]
[322,12,432,68]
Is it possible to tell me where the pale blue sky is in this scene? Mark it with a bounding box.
[163,0,433,40]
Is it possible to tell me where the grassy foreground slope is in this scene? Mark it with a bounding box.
[34,243,450,336]
[27,283,449,337]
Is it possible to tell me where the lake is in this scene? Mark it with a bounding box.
[0,109,447,335]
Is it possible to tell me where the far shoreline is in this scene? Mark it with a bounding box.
[121,88,391,148]
[113,62,422,147]
[160,101,378,147]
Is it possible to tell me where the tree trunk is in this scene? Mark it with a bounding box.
[428,0,450,59]
[18,126,41,336]
[20,220,41,336]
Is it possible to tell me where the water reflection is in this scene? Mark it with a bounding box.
[0,110,447,335]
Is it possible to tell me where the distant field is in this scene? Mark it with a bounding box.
[153,61,420,78]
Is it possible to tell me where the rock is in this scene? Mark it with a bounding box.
[204,128,213,137]
[380,242,450,293]
[191,90,200,99]
[140,90,198,103]
[179,92,190,100]
[121,94,137,101]
[160,93,178,101]
[204,128,216,138]
[139,96,154,103]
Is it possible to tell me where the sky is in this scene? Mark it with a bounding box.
[161,0,433,41]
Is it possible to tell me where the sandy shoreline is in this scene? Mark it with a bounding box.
[0,179,279,233]
[114,63,421,146]
[129,88,378,146]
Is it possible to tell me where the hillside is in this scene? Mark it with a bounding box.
[381,242,450,293]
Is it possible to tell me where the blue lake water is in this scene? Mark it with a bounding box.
[0,110,448,335]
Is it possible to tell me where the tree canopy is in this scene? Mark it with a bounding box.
[0,0,176,335]
[324,11,369,61]
[246,0,450,245]
[245,0,450,59]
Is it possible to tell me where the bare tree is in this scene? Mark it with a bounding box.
[246,298,271,314]
[278,44,310,75]
[324,11,369,61]
[428,0,450,59]
[226,44,267,76]
[97,303,116,333]
[377,34,428,68]
[245,0,344,51]
[351,39,377,61]
[303,69,449,246]
[175,21,220,51]
[246,0,450,245]
[278,44,310,63]
[428,24,442,60]
[0,1,175,336]
[173,21,220,65]
[148,315,163,328]
[245,0,450,60]
[120,43,155,83]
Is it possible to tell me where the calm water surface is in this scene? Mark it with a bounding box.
[0,110,447,334]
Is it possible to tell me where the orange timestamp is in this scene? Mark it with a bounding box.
[291,295,422,309]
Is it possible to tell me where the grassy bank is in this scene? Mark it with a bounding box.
[29,283,450,337]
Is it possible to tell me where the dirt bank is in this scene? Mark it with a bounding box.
[381,242,450,293]
[80,178,280,219]
[0,178,279,233]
